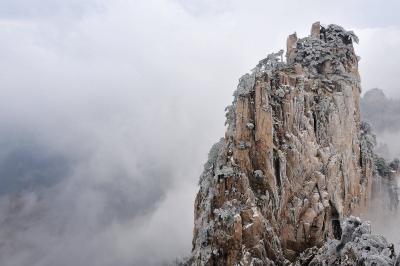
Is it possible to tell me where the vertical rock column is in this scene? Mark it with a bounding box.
[191,23,372,265]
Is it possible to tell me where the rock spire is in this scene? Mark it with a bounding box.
[191,22,374,265]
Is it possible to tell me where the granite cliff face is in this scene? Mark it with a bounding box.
[190,22,376,265]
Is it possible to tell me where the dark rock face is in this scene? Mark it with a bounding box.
[190,22,376,265]
[295,217,397,266]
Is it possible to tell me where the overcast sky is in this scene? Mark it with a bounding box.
[1,1,400,265]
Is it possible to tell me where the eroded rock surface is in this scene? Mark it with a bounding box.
[191,23,375,265]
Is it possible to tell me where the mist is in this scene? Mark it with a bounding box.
[361,89,400,250]
[1,0,400,265]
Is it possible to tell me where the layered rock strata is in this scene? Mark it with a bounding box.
[191,22,374,265]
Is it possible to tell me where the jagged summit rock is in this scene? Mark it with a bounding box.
[190,23,376,265]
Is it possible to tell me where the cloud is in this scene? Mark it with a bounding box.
[0,0,400,265]
[0,0,102,20]
[356,27,400,97]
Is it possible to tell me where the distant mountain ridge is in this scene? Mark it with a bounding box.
[361,88,400,133]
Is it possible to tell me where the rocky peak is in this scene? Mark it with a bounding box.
[361,88,400,134]
[190,22,376,265]
[363,88,388,104]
